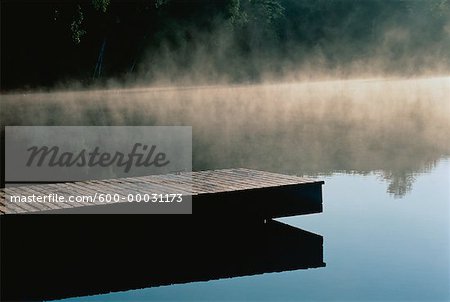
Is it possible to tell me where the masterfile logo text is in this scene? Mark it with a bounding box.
[4,126,192,214]
[5,126,192,183]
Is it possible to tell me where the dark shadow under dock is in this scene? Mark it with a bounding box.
[0,215,325,301]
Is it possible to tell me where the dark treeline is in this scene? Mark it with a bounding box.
[1,0,449,91]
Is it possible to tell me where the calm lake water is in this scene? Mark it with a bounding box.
[1,77,449,301]
[60,159,449,302]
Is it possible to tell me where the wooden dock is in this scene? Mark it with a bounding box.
[1,169,325,301]
[1,168,324,217]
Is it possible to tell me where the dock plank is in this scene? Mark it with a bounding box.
[1,168,324,216]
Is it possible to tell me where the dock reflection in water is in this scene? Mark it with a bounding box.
[1,216,325,301]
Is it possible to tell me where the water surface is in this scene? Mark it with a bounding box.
[57,159,449,302]
[1,77,449,301]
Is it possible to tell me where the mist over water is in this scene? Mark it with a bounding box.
[1,2,450,301]
[2,76,449,197]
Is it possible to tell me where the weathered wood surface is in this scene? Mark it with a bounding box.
[1,168,324,216]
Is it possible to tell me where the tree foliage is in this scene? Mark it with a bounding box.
[92,0,110,12]
[2,0,450,89]
[70,5,86,44]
